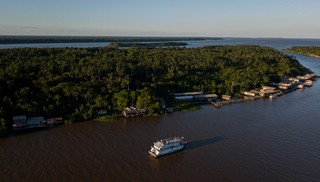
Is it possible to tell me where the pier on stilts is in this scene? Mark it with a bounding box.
[210,96,262,108]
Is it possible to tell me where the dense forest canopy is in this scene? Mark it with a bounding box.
[0,45,308,124]
[285,46,320,58]
[0,36,221,44]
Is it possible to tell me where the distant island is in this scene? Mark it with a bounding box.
[109,42,188,48]
[0,36,221,44]
[0,45,309,133]
[285,46,320,58]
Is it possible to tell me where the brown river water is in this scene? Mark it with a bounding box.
[1,39,320,181]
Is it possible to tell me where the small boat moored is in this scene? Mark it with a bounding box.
[297,84,304,90]
[304,80,313,87]
[269,94,278,99]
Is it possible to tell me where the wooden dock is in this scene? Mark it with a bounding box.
[210,96,262,108]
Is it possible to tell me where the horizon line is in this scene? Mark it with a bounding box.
[0,35,319,40]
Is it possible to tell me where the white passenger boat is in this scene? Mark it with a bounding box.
[149,137,188,157]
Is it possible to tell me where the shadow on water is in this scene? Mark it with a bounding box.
[4,124,64,137]
[185,135,227,150]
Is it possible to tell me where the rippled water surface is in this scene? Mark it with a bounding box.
[1,39,320,181]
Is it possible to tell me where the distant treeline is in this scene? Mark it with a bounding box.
[285,46,320,58]
[0,45,309,127]
[109,42,188,48]
[0,36,221,44]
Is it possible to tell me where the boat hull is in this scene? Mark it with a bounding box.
[149,145,185,158]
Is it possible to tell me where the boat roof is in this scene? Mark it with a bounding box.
[154,137,184,147]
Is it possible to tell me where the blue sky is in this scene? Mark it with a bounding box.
[0,0,319,38]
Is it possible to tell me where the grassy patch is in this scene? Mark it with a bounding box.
[178,104,202,112]
[94,116,119,123]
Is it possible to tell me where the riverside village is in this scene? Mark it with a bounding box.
[11,74,319,132]
[172,74,318,109]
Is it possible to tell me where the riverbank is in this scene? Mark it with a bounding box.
[175,103,202,112]
[285,46,320,58]
[178,74,319,109]
[93,115,120,123]
[286,51,320,58]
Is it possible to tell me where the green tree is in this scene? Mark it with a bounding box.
[113,90,129,112]
[136,88,152,109]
